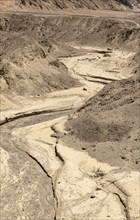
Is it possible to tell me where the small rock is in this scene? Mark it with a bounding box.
[83,87,87,91]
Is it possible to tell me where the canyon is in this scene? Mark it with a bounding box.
[0,2,140,220]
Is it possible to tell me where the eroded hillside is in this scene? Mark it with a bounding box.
[0,13,139,98]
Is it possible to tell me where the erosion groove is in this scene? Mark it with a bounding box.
[55,146,65,164]
[0,108,73,126]
[26,151,52,178]
[0,9,140,220]
[87,75,118,81]
[113,193,130,220]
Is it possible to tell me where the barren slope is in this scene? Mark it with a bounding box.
[63,72,140,170]
[0,0,140,11]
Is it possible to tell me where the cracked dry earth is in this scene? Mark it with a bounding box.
[0,14,140,220]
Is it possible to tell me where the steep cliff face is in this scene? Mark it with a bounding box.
[0,0,140,11]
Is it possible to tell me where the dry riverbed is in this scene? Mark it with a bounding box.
[1,45,140,219]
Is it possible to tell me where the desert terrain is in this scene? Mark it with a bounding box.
[0,1,140,220]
